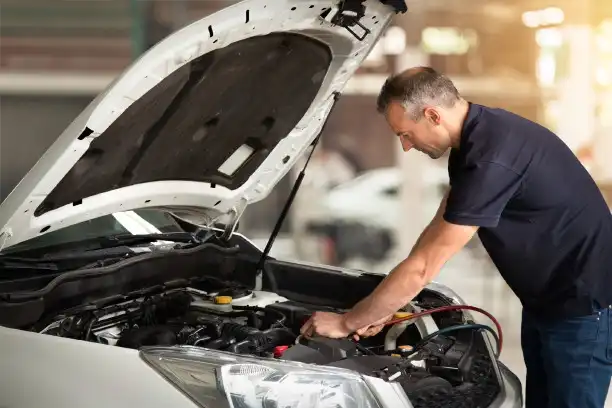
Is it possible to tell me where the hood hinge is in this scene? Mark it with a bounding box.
[219,197,248,242]
[325,0,408,41]
[330,0,370,41]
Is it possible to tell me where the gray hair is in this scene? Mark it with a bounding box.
[376,66,461,120]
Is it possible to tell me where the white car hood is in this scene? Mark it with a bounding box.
[0,0,406,250]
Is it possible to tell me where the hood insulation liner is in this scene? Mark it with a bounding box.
[35,32,332,217]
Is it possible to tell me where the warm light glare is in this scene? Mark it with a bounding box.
[596,67,612,86]
[522,7,565,28]
[522,11,540,28]
[537,53,557,86]
[383,26,407,55]
[364,26,407,65]
[600,20,612,33]
[535,28,563,87]
[596,20,612,53]
[536,28,563,48]
[541,7,565,25]
[596,36,612,53]
[595,19,612,89]
[420,27,477,55]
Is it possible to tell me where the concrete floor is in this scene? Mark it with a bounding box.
[435,250,612,407]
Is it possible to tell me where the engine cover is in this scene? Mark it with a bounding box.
[280,337,359,364]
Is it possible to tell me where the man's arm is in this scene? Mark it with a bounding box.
[301,161,523,339]
[341,192,478,333]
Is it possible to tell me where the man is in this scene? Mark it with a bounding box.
[300,67,612,408]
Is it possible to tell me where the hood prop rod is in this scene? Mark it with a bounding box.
[256,92,341,289]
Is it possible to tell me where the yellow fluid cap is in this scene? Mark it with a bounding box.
[394,312,412,319]
[398,345,414,352]
[214,296,233,305]
[390,354,401,358]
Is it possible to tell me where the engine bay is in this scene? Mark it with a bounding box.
[35,275,502,408]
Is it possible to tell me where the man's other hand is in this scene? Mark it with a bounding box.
[353,314,393,340]
[300,311,352,339]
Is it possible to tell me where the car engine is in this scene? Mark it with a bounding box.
[36,276,502,408]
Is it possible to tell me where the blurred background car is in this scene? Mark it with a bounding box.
[306,166,485,269]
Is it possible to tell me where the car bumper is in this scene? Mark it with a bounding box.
[492,361,524,408]
[364,361,523,408]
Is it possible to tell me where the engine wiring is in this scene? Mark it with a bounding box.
[383,304,504,356]
[413,323,501,359]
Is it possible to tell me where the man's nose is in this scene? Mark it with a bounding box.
[401,139,413,152]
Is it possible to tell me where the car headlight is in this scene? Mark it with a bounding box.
[140,346,383,408]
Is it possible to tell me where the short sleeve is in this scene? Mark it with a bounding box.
[443,161,523,228]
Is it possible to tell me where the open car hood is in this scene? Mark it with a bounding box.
[0,0,406,250]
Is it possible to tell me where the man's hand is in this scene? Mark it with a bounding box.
[300,312,394,340]
[300,312,352,339]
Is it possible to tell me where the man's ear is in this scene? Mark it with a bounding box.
[424,108,441,125]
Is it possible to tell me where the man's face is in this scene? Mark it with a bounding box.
[384,101,451,159]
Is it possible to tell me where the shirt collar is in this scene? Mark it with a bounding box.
[458,102,482,149]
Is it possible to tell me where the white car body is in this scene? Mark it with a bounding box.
[322,167,402,229]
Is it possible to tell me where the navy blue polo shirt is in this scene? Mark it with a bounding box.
[444,103,612,319]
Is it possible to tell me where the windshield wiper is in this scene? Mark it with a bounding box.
[0,258,61,271]
[0,248,141,274]
[0,252,129,276]
[92,232,199,249]
[0,232,201,269]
